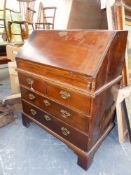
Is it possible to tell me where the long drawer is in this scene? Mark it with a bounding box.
[21,87,90,133]
[18,71,91,115]
[22,100,89,151]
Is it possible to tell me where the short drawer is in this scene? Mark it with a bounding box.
[21,87,90,133]
[18,72,46,95]
[46,82,91,115]
[22,101,89,151]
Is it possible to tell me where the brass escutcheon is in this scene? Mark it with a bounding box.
[87,81,92,90]
[26,78,34,85]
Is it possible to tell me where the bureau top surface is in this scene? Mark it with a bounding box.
[16,30,126,77]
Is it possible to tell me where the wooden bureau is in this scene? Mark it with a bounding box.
[16,30,127,170]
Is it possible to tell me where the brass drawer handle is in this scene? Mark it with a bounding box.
[43,99,51,106]
[28,93,36,100]
[43,114,51,121]
[60,109,71,118]
[59,91,70,99]
[26,78,34,85]
[61,127,70,136]
[30,109,37,116]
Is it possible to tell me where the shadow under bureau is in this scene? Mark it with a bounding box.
[16,30,127,170]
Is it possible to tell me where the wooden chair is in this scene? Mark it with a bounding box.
[35,2,57,30]
[0,0,9,41]
[8,0,36,42]
[107,0,131,143]
[122,0,131,25]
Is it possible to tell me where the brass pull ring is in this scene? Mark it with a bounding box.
[43,99,51,107]
[61,127,70,136]
[28,93,36,100]
[59,91,70,99]
[30,109,37,116]
[43,114,51,121]
[60,109,71,118]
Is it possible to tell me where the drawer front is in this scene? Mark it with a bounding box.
[16,59,91,90]
[22,101,89,151]
[18,72,46,95]
[17,71,91,115]
[21,87,90,133]
[46,83,91,115]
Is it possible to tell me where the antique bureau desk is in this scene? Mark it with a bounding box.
[16,30,127,170]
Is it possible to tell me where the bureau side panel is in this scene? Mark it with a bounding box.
[88,82,119,148]
[95,31,127,89]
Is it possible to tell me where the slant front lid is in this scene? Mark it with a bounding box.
[16,30,116,77]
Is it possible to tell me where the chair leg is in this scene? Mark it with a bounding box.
[20,24,24,41]
[8,22,12,42]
